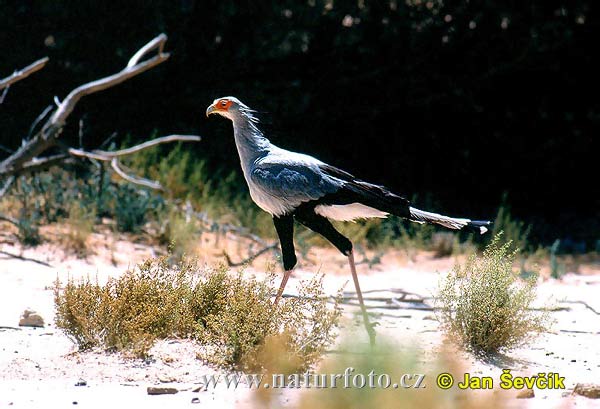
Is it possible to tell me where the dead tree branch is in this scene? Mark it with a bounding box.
[50,34,169,126]
[68,134,201,190]
[0,249,52,267]
[0,213,20,227]
[0,57,49,92]
[0,34,170,182]
[68,134,200,159]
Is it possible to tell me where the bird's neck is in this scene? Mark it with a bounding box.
[232,114,270,168]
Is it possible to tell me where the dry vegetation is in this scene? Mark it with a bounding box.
[54,255,341,371]
[290,337,506,409]
[437,234,550,354]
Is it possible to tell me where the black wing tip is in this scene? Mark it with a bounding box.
[465,220,492,234]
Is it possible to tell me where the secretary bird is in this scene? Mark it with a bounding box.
[206,96,491,345]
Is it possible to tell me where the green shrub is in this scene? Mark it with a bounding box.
[113,184,157,233]
[437,234,549,354]
[54,257,340,369]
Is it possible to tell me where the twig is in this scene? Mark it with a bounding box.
[127,33,166,68]
[27,104,54,140]
[191,209,272,247]
[222,243,278,267]
[99,132,118,150]
[0,86,9,104]
[0,176,15,197]
[20,154,70,175]
[0,57,49,91]
[0,250,52,267]
[344,301,434,311]
[0,144,13,154]
[561,300,600,315]
[0,212,20,227]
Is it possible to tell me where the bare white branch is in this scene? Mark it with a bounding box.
[127,33,167,68]
[87,134,200,157]
[67,149,109,161]
[67,134,201,190]
[0,57,49,91]
[111,158,163,190]
[50,34,170,126]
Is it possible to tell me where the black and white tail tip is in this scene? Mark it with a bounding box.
[409,207,491,234]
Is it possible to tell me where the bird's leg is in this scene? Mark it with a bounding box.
[272,215,296,305]
[274,269,292,305]
[295,208,377,346]
[348,250,376,346]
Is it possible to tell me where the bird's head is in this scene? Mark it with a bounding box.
[206,96,250,121]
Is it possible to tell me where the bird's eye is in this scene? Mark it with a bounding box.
[220,100,228,106]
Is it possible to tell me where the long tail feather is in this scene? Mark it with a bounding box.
[409,207,491,234]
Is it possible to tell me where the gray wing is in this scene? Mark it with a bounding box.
[250,160,342,208]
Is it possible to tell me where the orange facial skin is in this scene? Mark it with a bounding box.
[216,99,233,111]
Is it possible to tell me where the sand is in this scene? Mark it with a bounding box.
[1,229,599,408]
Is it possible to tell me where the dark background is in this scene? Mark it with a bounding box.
[1,1,598,246]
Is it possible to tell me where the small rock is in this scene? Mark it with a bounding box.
[158,374,177,383]
[191,397,200,404]
[573,383,600,399]
[516,389,535,399]
[161,356,175,364]
[75,379,87,387]
[147,386,178,395]
[18,309,44,328]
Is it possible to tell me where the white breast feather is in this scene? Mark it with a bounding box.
[248,184,296,216]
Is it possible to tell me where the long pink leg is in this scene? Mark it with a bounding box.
[273,269,293,305]
[348,250,376,346]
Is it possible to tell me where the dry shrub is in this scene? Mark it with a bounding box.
[54,257,340,368]
[437,234,549,354]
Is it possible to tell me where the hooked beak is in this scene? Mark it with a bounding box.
[206,104,217,117]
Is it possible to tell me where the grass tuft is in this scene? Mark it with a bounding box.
[437,233,549,355]
[59,204,95,256]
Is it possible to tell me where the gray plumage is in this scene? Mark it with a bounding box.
[209,97,345,216]
[206,96,490,233]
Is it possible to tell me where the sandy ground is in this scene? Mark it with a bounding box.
[1,228,599,408]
